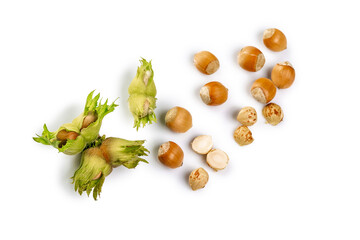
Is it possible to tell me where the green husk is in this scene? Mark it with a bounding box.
[72,147,112,200]
[33,91,118,155]
[128,58,157,130]
[100,137,149,169]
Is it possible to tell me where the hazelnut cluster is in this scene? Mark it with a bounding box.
[158,27,293,192]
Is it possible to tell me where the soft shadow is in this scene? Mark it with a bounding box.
[158,109,169,126]
[117,69,134,117]
[60,154,82,195]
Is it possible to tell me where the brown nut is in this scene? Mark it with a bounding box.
[81,111,98,129]
[191,135,213,154]
[271,61,295,89]
[158,141,184,168]
[194,51,220,75]
[56,129,79,141]
[251,78,277,104]
[200,81,228,106]
[263,28,287,52]
[237,46,265,72]
[262,103,284,126]
[189,168,209,191]
[234,126,254,146]
[165,106,192,133]
[206,149,229,171]
[237,106,257,126]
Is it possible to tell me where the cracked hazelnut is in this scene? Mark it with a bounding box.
[234,126,254,146]
[189,168,209,191]
[262,103,284,126]
[237,106,257,126]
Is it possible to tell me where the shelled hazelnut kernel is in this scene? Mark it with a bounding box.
[233,126,254,146]
[191,135,213,154]
[194,51,220,75]
[251,78,277,103]
[206,149,229,171]
[189,168,209,191]
[271,61,295,89]
[158,141,184,168]
[165,106,192,133]
[263,28,287,52]
[237,46,265,72]
[237,106,257,126]
[200,81,228,106]
[262,103,284,126]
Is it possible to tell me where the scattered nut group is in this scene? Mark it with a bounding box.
[161,27,293,191]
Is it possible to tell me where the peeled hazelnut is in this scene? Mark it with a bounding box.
[158,141,184,168]
[200,81,228,106]
[263,28,287,52]
[189,168,209,191]
[271,61,295,89]
[262,103,284,126]
[251,78,277,103]
[237,106,257,126]
[206,149,229,171]
[237,46,265,72]
[234,126,254,146]
[165,106,192,133]
[194,51,220,75]
[191,135,213,154]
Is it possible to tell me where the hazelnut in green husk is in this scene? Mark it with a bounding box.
[128,58,157,130]
[33,91,117,155]
[72,136,149,200]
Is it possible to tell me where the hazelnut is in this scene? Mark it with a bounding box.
[56,129,79,141]
[271,61,295,89]
[237,46,265,72]
[194,51,220,75]
[81,111,98,129]
[188,168,209,191]
[233,126,254,146]
[200,81,228,106]
[263,28,287,52]
[237,106,257,126]
[191,135,213,154]
[262,103,284,126]
[158,141,184,168]
[165,106,192,133]
[206,149,229,171]
[250,78,277,103]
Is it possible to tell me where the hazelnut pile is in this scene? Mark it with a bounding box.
[158,27,294,191]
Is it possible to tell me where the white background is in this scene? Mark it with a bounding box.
[1,0,359,239]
